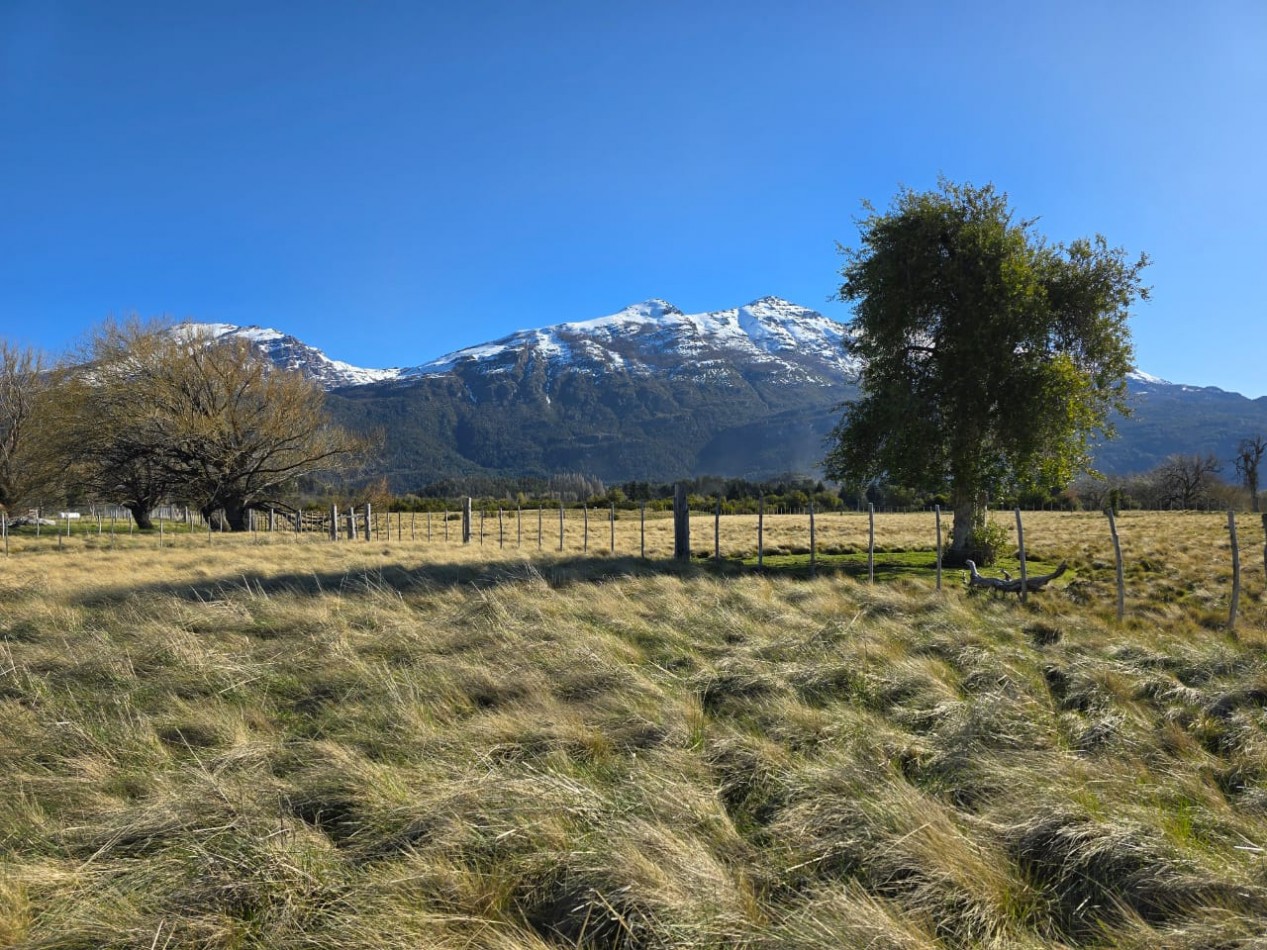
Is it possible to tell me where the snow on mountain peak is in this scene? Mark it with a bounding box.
[618,298,682,319]
[409,297,857,383]
[175,321,403,387]
[165,304,1180,398]
[1127,370,1171,387]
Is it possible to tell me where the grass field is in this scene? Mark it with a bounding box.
[2,511,1266,947]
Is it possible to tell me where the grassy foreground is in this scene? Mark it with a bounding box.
[2,524,1266,948]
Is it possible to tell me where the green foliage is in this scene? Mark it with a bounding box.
[825,179,1148,549]
[964,516,1010,567]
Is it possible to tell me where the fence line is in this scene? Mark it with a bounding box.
[4,500,1264,626]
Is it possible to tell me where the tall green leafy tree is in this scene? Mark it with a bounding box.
[825,180,1149,560]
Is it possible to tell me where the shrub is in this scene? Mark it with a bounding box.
[965,517,1010,567]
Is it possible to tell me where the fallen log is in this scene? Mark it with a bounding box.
[964,560,1067,594]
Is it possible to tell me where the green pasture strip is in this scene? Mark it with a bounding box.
[736,548,1068,583]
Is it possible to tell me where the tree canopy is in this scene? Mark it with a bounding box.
[0,342,60,512]
[824,180,1149,558]
[59,320,365,530]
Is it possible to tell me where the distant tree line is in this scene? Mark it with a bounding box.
[1070,451,1262,513]
[397,463,1264,516]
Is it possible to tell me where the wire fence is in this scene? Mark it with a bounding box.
[3,500,1264,628]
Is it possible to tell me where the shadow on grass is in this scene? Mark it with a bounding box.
[67,554,741,606]
[65,546,1066,607]
[742,551,1062,584]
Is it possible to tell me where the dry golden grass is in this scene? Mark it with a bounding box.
[0,512,1265,947]
[7,507,1264,625]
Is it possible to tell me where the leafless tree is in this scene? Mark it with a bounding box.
[63,319,367,530]
[56,322,182,528]
[0,341,60,512]
[1233,435,1266,513]
[1154,453,1223,510]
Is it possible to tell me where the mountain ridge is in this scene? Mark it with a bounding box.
[174,300,1267,486]
[182,297,1196,394]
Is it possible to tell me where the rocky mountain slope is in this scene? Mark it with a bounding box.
[191,322,401,388]
[184,301,1267,487]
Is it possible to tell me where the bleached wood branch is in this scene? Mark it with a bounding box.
[964,559,1068,594]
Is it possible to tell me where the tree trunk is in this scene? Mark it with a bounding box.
[126,503,154,530]
[947,493,977,564]
[222,500,248,532]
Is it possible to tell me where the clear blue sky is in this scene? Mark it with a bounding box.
[2,1,1264,394]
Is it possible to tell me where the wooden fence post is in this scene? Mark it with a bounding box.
[809,499,816,577]
[1107,508,1125,623]
[329,504,338,542]
[1229,510,1241,631]
[366,503,373,542]
[480,507,485,546]
[1015,508,1028,603]
[673,484,690,562]
[518,505,523,547]
[935,504,943,591]
[867,503,875,583]
[537,505,542,550]
[610,502,615,554]
[1,512,6,556]
[758,494,764,568]
[583,504,588,553]
[498,507,504,549]
[640,501,646,559]
[462,497,472,544]
[715,496,722,564]
[559,503,564,552]
[158,512,164,548]
[1261,513,1266,582]
[444,509,449,542]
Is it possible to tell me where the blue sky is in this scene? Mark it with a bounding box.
[2,1,1264,395]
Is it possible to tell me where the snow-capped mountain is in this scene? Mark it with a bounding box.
[410,297,858,384]
[182,296,858,392]
[176,300,1267,484]
[178,322,403,388]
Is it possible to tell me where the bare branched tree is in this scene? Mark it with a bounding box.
[0,341,61,512]
[1154,453,1223,510]
[63,320,367,529]
[56,320,185,528]
[1233,435,1266,513]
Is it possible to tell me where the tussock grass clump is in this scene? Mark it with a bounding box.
[1,523,1266,948]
